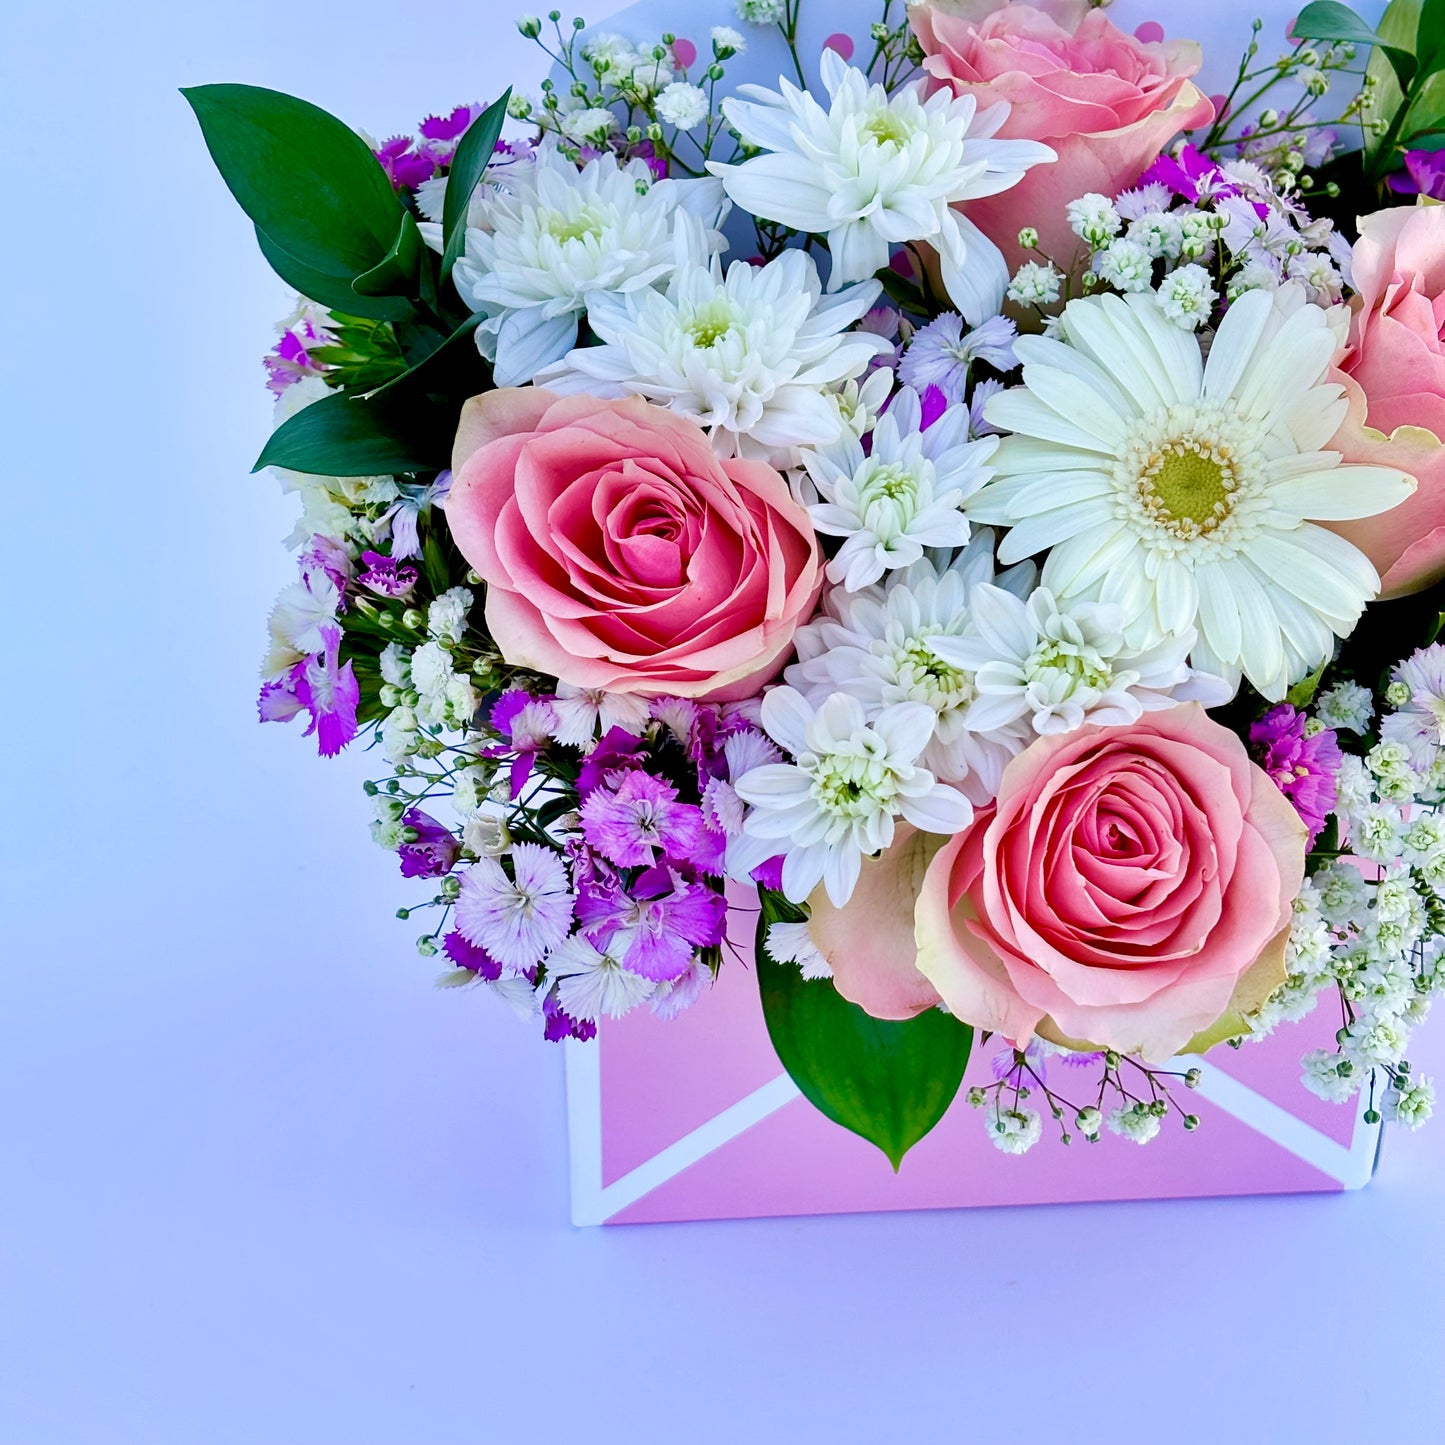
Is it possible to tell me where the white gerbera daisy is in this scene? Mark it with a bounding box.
[928,585,1230,737]
[452,143,727,386]
[537,215,889,464]
[727,687,973,907]
[799,386,997,590]
[969,286,1416,700]
[786,530,1035,803]
[708,49,1053,322]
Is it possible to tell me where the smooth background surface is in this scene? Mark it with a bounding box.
[4,1,1441,1441]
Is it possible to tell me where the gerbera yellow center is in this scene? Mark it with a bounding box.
[1113,405,1262,552]
[1144,442,1237,531]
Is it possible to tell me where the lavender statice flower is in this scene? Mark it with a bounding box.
[575,866,726,981]
[1250,704,1342,845]
[580,772,704,869]
[898,312,1017,406]
[454,844,574,973]
[398,809,461,879]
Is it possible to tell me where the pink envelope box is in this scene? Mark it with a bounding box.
[565,890,1379,1225]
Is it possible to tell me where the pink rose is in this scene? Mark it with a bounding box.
[914,705,1305,1061]
[910,0,1214,272]
[1325,205,1445,598]
[446,389,822,699]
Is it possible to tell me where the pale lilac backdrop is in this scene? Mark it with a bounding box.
[4,1,1442,1441]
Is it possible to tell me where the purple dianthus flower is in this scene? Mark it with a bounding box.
[1250,704,1342,845]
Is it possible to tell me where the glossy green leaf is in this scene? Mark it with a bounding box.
[441,90,512,287]
[254,226,413,323]
[252,387,452,476]
[1293,1,1417,89]
[184,83,404,282]
[755,889,972,1170]
[1417,0,1445,80]
[352,211,426,299]
[371,312,487,400]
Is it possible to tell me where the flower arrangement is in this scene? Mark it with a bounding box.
[189,0,1445,1172]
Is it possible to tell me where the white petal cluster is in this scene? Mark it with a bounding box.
[537,215,889,464]
[927,585,1229,737]
[800,385,995,589]
[453,143,728,386]
[786,531,1035,804]
[970,285,1417,701]
[727,687,973,907]
[708,49,1054,321]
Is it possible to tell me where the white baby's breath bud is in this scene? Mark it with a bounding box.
[655,81,710,130]
[987,1106,1043,1155]
[735,0,785,22]
[1017,226,1039,249]
[711,24,746,57]
[1066,192,1122,246]
[516,14,542,38]
[562,107,618,144]
[1007,259,1062,306]
[1094,238,1154,293]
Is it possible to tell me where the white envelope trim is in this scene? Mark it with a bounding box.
[565,1040,1380,1226]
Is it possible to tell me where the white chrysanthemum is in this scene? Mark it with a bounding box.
[969,286,1416,700]
[727,688,973,906]
[928,585,1229,737]
[537,215,888,464]
[453,143,727,386]
[800,386,996,589]
[786,532,1035,803]
[547,933,655,1022]
[707,48,1054,321]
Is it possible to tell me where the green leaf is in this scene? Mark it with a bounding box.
[755,889,972,1170]
[352,211,426,299]
[371,311,488,400]
[183,83,404,284]
[253,387,452,476]
[1416,0,1445,80]
[254,226,414,323]
[441,90,511,287]
[1293,0,1417,89]
[1287,660,1328,708]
